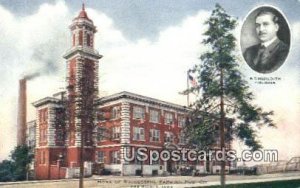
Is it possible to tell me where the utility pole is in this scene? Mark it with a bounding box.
[220,68,225,187]
[141,160,144,177]
[187,70,190,107]
[79,127,84,188]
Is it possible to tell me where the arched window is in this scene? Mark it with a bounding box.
[72,33,75,46]
[87,33,91,47]
[79,30,83,46]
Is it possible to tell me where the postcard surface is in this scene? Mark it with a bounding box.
[0,0,299,187]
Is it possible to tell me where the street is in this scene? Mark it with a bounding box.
[1,171,300,188]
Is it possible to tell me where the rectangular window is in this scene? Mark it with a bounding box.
[97,151,104,163]
[179,131,186,144]
[111,106,120,119]
[133,106,145,120]
[40,129,47,142]
[41,151,46,164]
[112,126,120,139]
[178,116,186,127]
[134,155,141,164]
[149,110,159,123]
[86,33,91,47]
[72,34,75,46]
[44,109,48,122]
[29,126,35,140]
[79,30,83,45]
[150,129,160,142]
[97,127,104,141]
[56,130,64,142]
[164,131,174,143]
[133,127,145,141]
[151,159,160,165]
[111,151,120,164]
[39,108,48,123]
[164,112,173,125]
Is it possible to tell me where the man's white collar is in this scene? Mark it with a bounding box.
[262,37,278,47]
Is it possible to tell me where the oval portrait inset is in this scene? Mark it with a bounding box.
[241,6,290,74]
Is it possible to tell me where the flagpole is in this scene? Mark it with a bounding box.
[187,70,190,107]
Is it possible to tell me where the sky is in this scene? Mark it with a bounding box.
[0,0,299,163]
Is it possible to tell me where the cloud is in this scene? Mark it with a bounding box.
[92,10,211,101]
[0,1,210,160]
[0,1,70,160]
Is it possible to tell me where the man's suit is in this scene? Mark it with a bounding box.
[243,38,289,73]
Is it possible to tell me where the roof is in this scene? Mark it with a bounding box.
[32,97,62,107]
[96,91,189,112]
[74,3,92,22]
[32,91,189,112]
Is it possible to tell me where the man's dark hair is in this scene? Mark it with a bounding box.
[256,9,279,24]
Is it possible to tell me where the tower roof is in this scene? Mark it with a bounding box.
[75,3,92,22]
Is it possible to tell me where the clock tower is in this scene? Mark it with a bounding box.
[63,4,102,167]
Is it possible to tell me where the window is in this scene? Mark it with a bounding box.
[133,106,145,120]
[164,131,174,143]
[97,151,104,163]
[96,127,104,141]
[164,112,173,125]
[150,129,160,142]
[179,131,186,144]
[40,151,46,164]
[39,108,48,123]
[28,126,36,147]
[133,127,145,141]
[149,110,159,123]
[40,129,47,142]
[111,151,120,164]
[28,126,35,140]
[178,116,186,127]
[56,130,64,142]
[85,131,92,143]
[72,33,75,46]
[97,111,107,121]
[79,30,83,45]
[150,153,160,165]
[86,33,91,47]
[112,127,120,139]
[111,106,120,119]
[90,35,93,47]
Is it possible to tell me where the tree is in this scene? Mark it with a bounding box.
[0,160,14,182]
[0,145,33,182]
[184,4,275,187]
[11,145,34,181]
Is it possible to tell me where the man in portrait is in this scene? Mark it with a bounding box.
[243,9,289,74]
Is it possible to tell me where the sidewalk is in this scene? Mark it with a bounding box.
[0,171,300,188]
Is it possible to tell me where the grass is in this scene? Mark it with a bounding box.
[201,179,300,188]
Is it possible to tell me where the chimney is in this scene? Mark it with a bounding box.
[17,78,27,146]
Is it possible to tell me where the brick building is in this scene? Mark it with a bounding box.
[94,91,191,176]
[29,5,230,180]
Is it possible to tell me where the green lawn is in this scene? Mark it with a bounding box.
[201,179,300,188]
